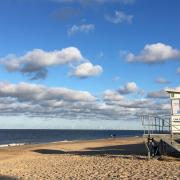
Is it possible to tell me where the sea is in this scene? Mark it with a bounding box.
[0,129,143,147]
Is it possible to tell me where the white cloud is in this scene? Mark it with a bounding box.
[4,47,83,70]
[104,93,170,116]
[0,82,131,120]
[155,77,170,84]
[71,62,103,78]
[118,82,138,94]
[147,87,180,99]
[166,86,180,92]
[0,82,172,120]
[103,90,124,101]
[147,90,169,99]
[68,24,95,36]
[0,47,85,80]
[1,47,103,80]
[0,82,96,102]
[175,86,180,91]
[105,11,133,24]
[126,43,180,63]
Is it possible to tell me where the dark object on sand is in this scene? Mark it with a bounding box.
[111,134,116,138]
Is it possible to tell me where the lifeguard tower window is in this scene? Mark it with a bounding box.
[172,99,180,115]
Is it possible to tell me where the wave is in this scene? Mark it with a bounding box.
[51,140,74,143]
[0,143,25,148]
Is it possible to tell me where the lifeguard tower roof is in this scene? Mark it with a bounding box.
[166,89,180,94]
[166,89,180,99]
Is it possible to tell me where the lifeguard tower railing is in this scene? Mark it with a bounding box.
[141,114,180,158]
[141,114,171,135]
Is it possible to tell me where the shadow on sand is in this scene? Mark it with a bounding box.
[33,143,147,156]
[0,176,18,180]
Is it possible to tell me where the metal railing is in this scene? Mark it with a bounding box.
[141,115,171,135]
[141,114,180,135]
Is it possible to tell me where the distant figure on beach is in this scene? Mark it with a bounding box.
[111,134,116,138]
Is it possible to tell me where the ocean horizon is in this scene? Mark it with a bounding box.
[0,129,143,147]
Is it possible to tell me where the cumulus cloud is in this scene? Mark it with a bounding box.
[104,94,170,116]
[68,24,95,36]
[147,90,169,99]
[0,82,131,119]
[118,82,138,94]
[0,47,88,80]
[126,43,180,63]
[147,87,180,99]
[155,77,170,84]
[105,11,133,24]
[71,62,103,78]
[103,90,124,101]
[0,82,96,102]
[0,82,99,118]
[0,82,171,120]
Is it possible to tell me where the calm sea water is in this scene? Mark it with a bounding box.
[0,129,143,146]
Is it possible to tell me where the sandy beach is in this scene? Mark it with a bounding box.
[0,137,179,180]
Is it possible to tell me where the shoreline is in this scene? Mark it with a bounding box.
[0,135,142,149]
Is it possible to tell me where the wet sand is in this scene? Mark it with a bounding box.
[0,137,179,179]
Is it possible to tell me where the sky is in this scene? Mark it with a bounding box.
[0,0,179,129]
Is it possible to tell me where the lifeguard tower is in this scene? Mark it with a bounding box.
[141,89,180,158]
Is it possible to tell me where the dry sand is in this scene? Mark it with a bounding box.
[0,137,179,180]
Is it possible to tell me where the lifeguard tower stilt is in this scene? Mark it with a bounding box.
[141,90,180,159]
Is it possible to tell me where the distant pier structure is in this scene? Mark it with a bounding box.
[141,89,180,158]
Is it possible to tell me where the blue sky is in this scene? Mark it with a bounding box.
[0,0,179,129]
